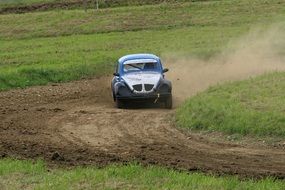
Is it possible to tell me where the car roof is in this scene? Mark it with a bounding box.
[118,54,161,64]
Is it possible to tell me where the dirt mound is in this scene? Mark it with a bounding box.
[0,76,284,179]
[0,0,187,14]
[0,0,85,14]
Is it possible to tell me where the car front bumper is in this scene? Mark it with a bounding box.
[116,92,171,103]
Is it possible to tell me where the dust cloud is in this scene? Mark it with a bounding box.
[163,24,285,106]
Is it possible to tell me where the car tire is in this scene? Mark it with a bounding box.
[165,95,172,109]
[116,99,124,109]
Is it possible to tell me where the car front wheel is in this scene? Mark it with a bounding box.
[165,95,172,109]
[116,99,124,109]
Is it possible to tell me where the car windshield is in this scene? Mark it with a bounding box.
[123,62,159,73]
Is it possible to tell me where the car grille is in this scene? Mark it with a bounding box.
[133,84,154,92]
[133,84,142,91]
[144,84,154,91]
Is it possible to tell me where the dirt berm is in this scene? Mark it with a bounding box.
[0,76,284,179]
[0,0,180,14]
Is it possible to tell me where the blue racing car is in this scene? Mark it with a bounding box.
[111,54,172,109]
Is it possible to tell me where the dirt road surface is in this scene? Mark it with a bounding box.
[1,76,284,179]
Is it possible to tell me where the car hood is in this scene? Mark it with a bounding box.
[122,72,161,89]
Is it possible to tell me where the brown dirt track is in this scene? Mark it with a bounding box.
[0,76,284,179]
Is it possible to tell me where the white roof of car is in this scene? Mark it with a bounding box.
[123,59,157,65]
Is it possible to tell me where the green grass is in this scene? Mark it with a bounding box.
[1,0,284,39]
[0,26,246,90]
[176,72,285,138]
[0,0,284,90]
[0,0,55,6]
[0,158,284,190]
[0,0,193,10]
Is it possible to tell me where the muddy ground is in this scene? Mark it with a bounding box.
[0,76,284,179]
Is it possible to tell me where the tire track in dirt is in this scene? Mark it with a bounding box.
[0,76,284,179]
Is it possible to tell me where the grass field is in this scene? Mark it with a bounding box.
[176,72,285,138]
[1,159,284,190]
[0,0,55,6]
[1,0,284,39]
[0,26,246,90]
[0,0,284,90]
[0,0,190,10]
